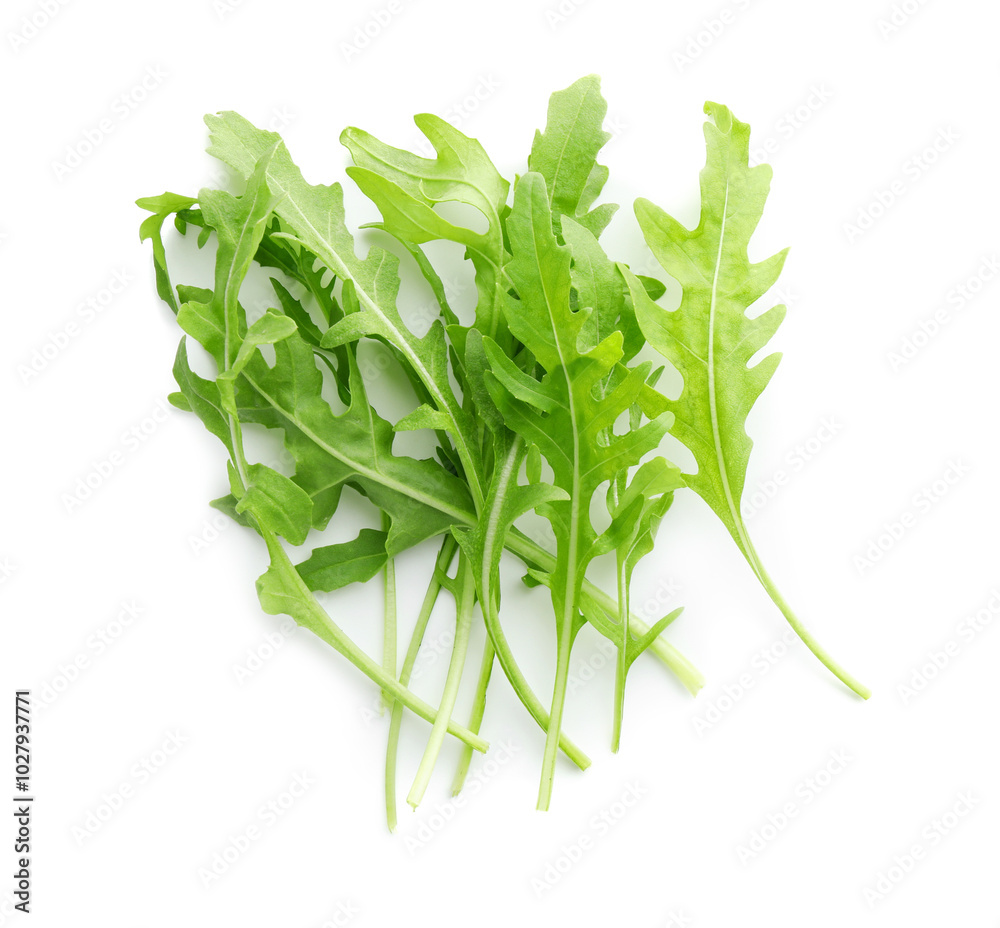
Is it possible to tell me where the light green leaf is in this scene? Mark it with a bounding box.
[238,334,474,554]
[235,462,313,545]
[528,75,617,238]
[630,105,787,545]
[342,113,511,349]
[137,191,198,313]
[218,309,297,414]
[206,111,484,502]
[295,528,388,592]
[486,171,669,807]
[170,338,233,455]
[395,404,452,432]
[216,309,296,416]
[255,534,488,752]
[631,102,868,699]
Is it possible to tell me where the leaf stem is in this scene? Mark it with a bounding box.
[407,551,475,808]
[450,638,495,796]
[611,557,628,753]
[537,603,576,811]
[263,533,488,750]
[380,511,397,710]
[385,534,457,830]
[742,534,870,699]
[479,564,591,771]
[505,528,704,695]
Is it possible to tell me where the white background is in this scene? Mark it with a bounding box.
[2,0,998,924]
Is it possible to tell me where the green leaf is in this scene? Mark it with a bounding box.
[209,493,255,529]
[137,191,198,313]
[268,277,325,347]
[295,528,388,592]
[528,75,617,238]
[218,309,297,414]
[171,338,233,455]
[342,114,508,247]
[629,105,787,546]
[395,404,452,432]
[627,607,684,668]
[630,102,869,699]
[235,462,313,545]
[637,274,666,301]
[562,216,645,368]
[342,114,511,349]
[206,111,484,505]
[238,334,474,554]
[486,171,669,807]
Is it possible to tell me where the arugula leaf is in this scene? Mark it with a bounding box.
[295,528,388,593]
[628,102,869,699]
[486,172,670,808]
[143,81,885,828]
[595,457,685,749]
[520,210,681,750]
[234,462,313,546]
[206,112,486,513]
[341,115,511,348]
[161,144,490,756]
[217,309,297,414]
[137,191,198,312]
[528,74,618,238]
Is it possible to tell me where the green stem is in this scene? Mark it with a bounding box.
[476,437,591,770]
[380,511,397,710]
[407,552,475,808]
[385,535,457,831]
[744,539,870,699]
[506,528,704,695]
[238,364,704,696]
[479,570,591,771]
[537,602,576,812]
[262,534,486,751]
[451,638,495,796]
[611,556,628,754]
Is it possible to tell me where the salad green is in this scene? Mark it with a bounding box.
[139,75,867,825]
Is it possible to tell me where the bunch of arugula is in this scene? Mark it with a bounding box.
[138,76,868,823]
